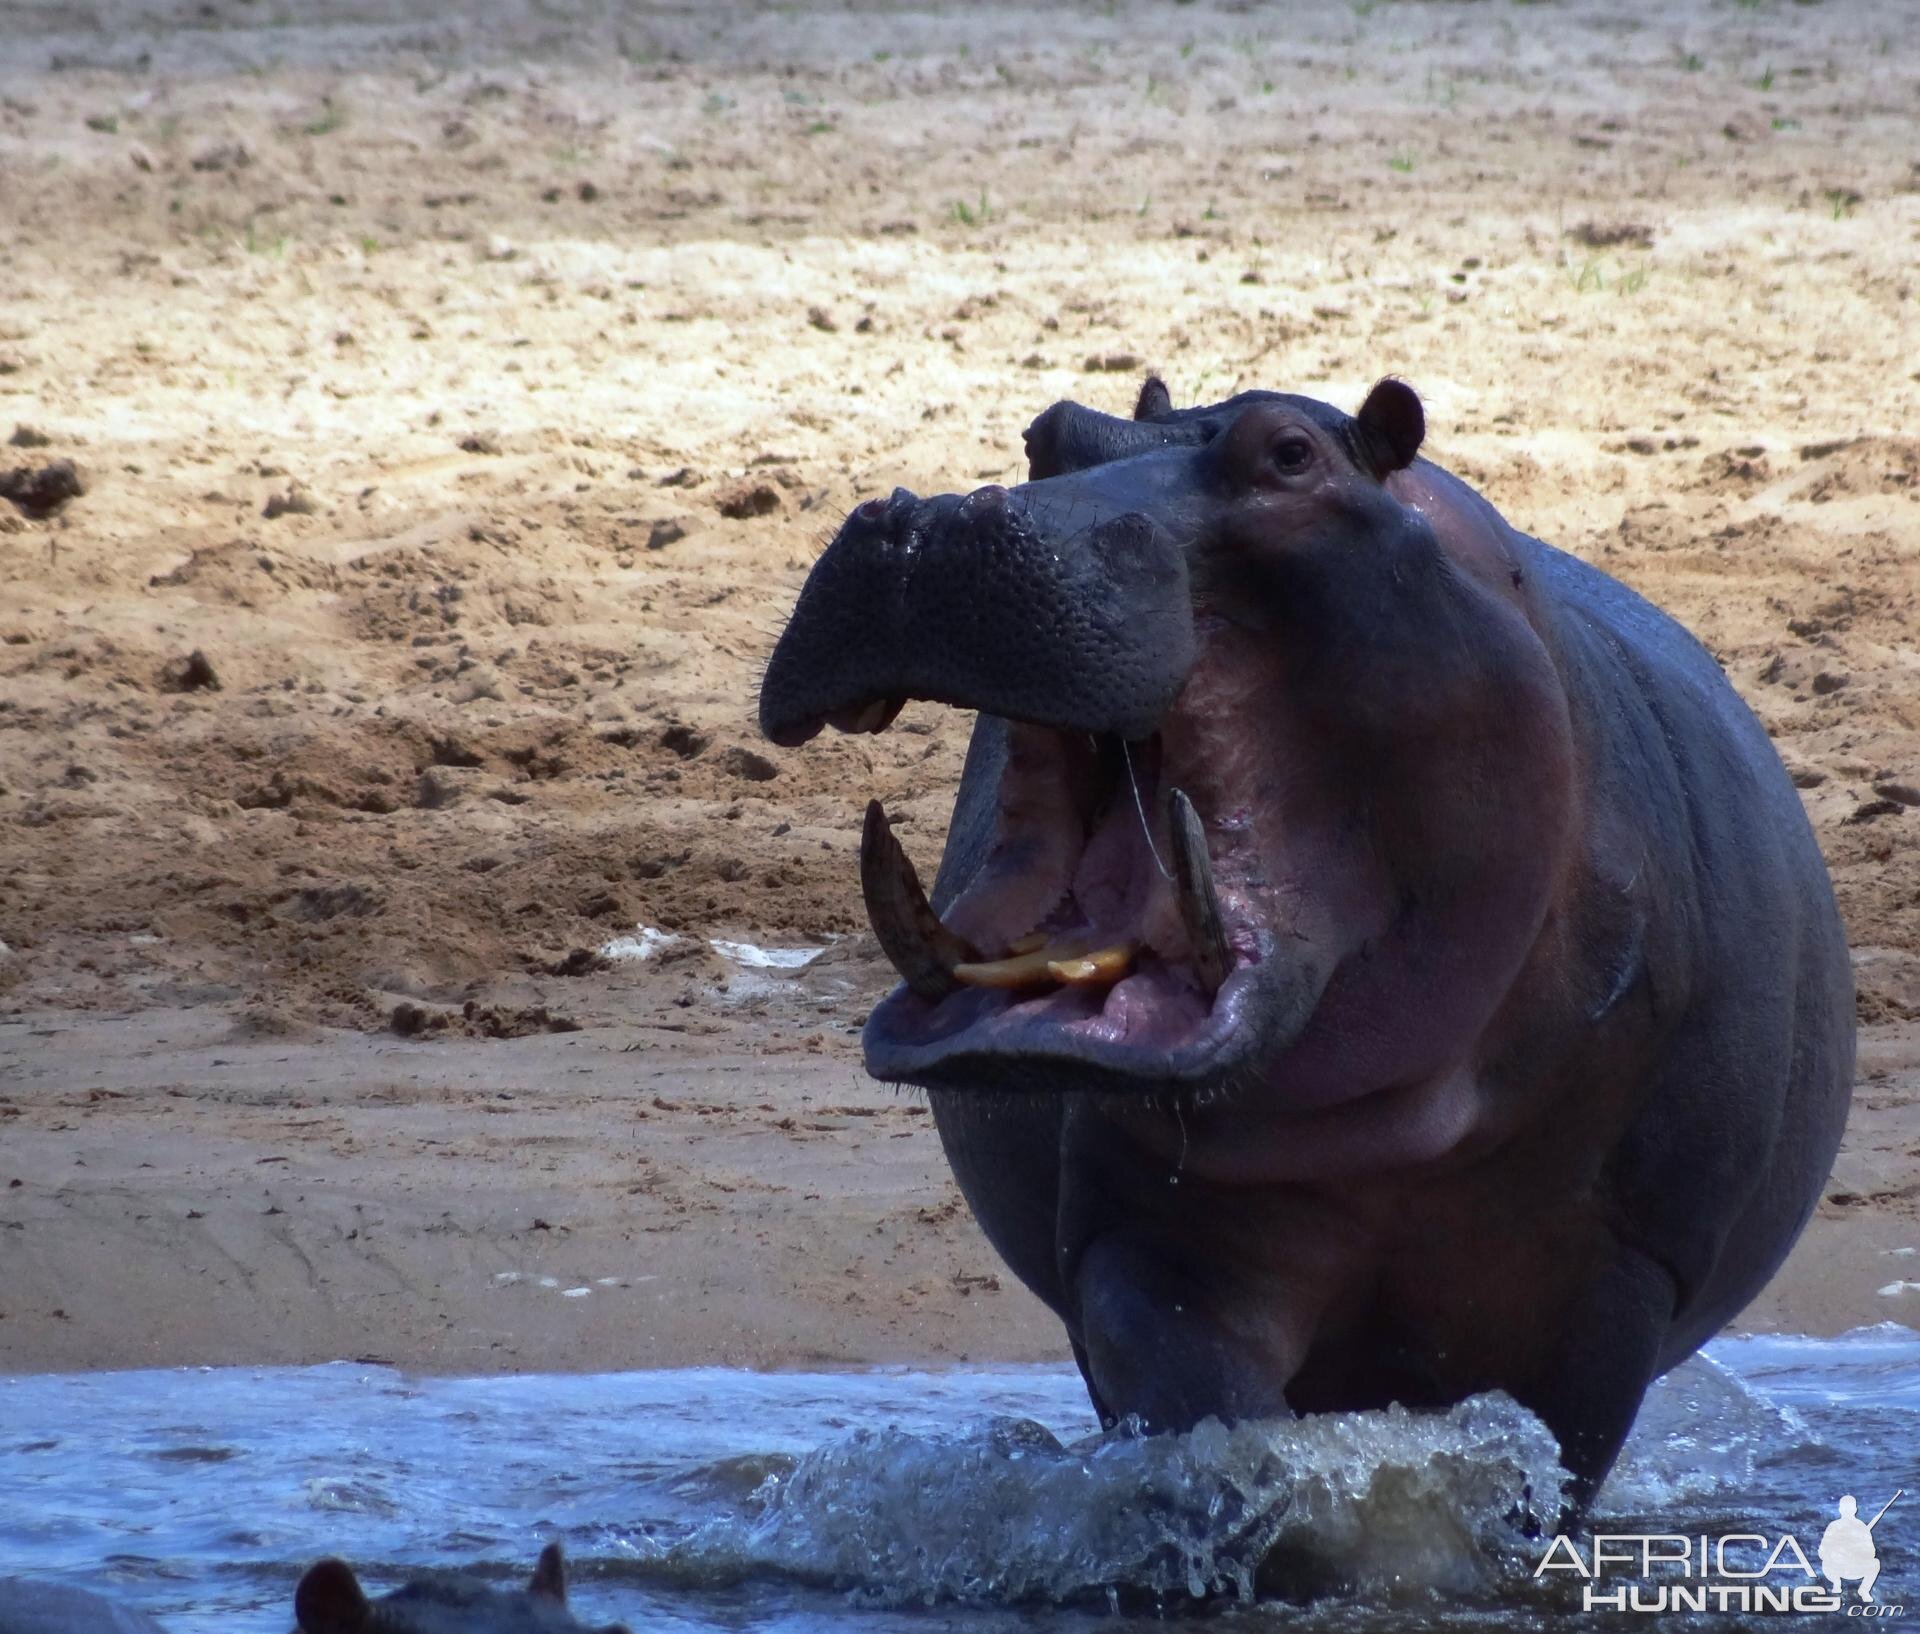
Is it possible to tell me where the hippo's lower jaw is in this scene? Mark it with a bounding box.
[863,949,1319,1095]
[858,718,1328,1095]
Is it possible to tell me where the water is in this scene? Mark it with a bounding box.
[2,1328,1915,1631]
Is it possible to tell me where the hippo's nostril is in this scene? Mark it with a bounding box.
[957,484,1012,521]
[854,488,925,531]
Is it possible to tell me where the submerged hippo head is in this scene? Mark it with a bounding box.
[295,1543,630,1634]
[761,376,1573,1106]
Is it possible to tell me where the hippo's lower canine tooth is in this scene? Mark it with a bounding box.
[1169,788,1232,995]
[861,799,976,1001]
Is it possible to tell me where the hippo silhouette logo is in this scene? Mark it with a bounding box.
[1535,1489,1904,1615]
[1821,1491,1900,1603]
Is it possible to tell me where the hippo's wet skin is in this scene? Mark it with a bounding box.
[295,1543,629,1634]
[760,377,1853,1501]
[0,1579,169,1634]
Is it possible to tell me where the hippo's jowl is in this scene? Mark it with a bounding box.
[758,377,1852,1498]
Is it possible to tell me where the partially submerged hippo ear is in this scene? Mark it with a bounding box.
[528,1541,568,1604]
[1354,377,1425,477]
[295,1559,371,1634]
[1133,375,1172,421]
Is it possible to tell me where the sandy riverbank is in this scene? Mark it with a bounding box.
[2,0,1916,1372]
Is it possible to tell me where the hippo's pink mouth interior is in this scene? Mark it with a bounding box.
[854,676,1291,1088]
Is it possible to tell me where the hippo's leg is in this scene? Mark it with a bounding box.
[1509,1243,1677,1511]
[1067,1339,1116,1429]
[1073,1227,1310,1430]
[924,718,1095,1345]
[1064,1133,1366,1432]
[929,1091,1146,1431]
[928,1089,1072,1319]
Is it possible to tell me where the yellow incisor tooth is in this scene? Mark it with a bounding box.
[1006,930,1049,955]
[951,947,1066,989]
[952,938,1137,990]
[1045,944,1136,986]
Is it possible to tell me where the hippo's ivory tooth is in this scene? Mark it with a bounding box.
[954,935,1128,989]
[861,799,975,1001]
[1007,930,1049,955]
[1046,944,1136,987]
[1169,787,1232,994]
[952,947,1066,989]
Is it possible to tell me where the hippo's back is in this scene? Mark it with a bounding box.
[1527,532,1852,1355]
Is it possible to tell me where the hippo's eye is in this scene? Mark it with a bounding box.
[1270,436,1313,474]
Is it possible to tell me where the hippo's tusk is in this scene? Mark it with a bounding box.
[1169,787,1233,995]
[1046,944,1137,986]
[953,946,1072,989]
[952,939,1136,990]
[861,799,977,1001]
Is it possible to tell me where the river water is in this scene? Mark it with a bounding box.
[3,1326,1916,1630]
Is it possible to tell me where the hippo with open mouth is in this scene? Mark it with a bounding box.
[757,375,1853,1500]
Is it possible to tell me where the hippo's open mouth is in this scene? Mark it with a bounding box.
[857,719,1291,1093]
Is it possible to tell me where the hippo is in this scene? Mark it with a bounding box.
[757,375,1853,1502]
[294,1543,629,1634]
[0,1579,169,1634]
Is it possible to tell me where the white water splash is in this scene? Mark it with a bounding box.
[599,925,684,962]
[597,926,826,969]
[1599,1350,1808,1512]
[708,938,826,970]
[643,1394,1567,1607]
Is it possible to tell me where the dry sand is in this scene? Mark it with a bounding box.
[1,0,1916,1374]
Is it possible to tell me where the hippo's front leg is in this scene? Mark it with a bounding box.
[1074,1229,1312,1431]
[1058,1105,1368,1433]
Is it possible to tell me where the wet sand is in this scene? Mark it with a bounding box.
[1,0,1916,1372]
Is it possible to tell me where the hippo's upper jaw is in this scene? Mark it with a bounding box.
[759,378,1450,1098]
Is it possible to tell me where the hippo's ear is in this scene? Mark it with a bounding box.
[1133,375,1172,421]
[1355,377,1425,477]
[528,1541,568,1604]
[295,1559,371,1634]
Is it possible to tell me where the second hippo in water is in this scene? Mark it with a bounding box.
[759,374,1853,1503]
[0,1579,169,1634]
[294,1543,630,1634]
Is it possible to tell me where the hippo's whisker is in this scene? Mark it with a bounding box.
[1118,735,1174,884]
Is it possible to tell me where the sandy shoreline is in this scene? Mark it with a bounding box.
[0,1000,1066,1376]
[2,0,1918,1374]
[2,1002,1916,1378]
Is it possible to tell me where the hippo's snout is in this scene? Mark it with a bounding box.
[755,458,1298,1097]
[757,477,1195,749]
